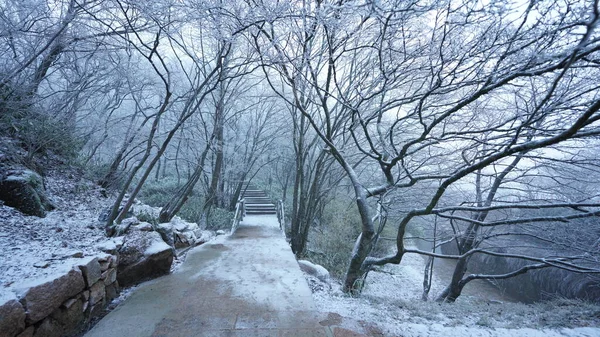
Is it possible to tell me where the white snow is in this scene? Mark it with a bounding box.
[144,240,171,256]
[298,259,330,281]
[0,173,112,289]
[304,245,600,337]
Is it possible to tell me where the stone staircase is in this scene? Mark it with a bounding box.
[242,187,276,215]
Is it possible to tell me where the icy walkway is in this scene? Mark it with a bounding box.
[85,215,343,337]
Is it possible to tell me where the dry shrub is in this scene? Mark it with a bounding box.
[306,198,362,278]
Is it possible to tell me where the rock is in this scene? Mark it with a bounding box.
[193,230,215,245]
[77,257,101,287]
[97,253,111,263]
[101,268,117,285]
[117,231,174,287]
[105,282,119,302]
[96,238,124,255]
[99,260,110,271]
[0,170,55,217]
[298,260,330,282]
[134,222,153,231]
[13,268,85,324]
[50,297,84,336]
[65,250,84,258]
[81,290,90,302]
[174,231,196,248]
[216,230,226,235]
[96,240,117,255]
[89,281,105,306]
[16,326,34,337]
[89,300,105,318]
[171,217,195,232]
[32,316,62,337]
[0,291,26,337]
[33,261,50,268]
[109,255,118,268]
[121,216,139,227]
[155,223,174,248]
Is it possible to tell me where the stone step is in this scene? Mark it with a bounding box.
[239,187,277,215]
[245,204,276,209]
[245,209,277,215]
[244,198,272,204]
[243,193,267,198]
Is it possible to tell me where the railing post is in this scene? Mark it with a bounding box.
[241,198,245,218]
[231,198,245,235]
[278,200,285,231]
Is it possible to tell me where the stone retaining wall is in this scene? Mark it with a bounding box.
[0,216,209,337]
[0,253,120,337]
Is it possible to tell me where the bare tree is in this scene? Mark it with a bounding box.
[249,0,600,293]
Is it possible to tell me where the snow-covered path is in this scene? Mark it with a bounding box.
[84,215,358,336]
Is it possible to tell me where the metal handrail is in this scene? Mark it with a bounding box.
[277,200,284,231]
[231,198,245,234]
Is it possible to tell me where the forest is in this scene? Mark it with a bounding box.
[1,0,599,312]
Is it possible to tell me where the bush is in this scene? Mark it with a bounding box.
[0,97,82,165]
[178,195,205,224]
[138,178,204,223]
[206,207,234,230]
[306,198,362,278]
[137,178,182,207]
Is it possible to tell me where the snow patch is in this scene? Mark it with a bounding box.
[298,260,330,281]
[304,245,600,337]
[144,240,171,256]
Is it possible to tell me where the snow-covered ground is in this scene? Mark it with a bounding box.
[2,170,599,337]
[305,248,600,337]
[0,172,112,289]
[0,170,214,290]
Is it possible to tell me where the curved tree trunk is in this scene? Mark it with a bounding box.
[158,140,212,223]
[436,154,525,302]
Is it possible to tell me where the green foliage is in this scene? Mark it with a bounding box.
[178,196,205,224]
[138,178,204,223]
[136,209,158,225]
[306,197,362,278]
[138,178,182,207]
[0,92,82,165]
[206,207,234,230]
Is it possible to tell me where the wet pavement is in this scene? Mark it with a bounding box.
[85,215,355,337]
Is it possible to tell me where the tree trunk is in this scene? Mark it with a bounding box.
[158,140,211,223]
[437,257,470,302]
[342,195,375,293]
[436,155,524,301]
[206,85,225,209]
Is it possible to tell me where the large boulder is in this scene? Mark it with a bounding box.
[298,260,330,282]
[171,218,204,248]
[155,223,175,248]
[117,229,174,287]
[0,169,55,217]
[174,230,196,248]
[12,268,85,324]
[194,229,215,245]
[0,291,26,337]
